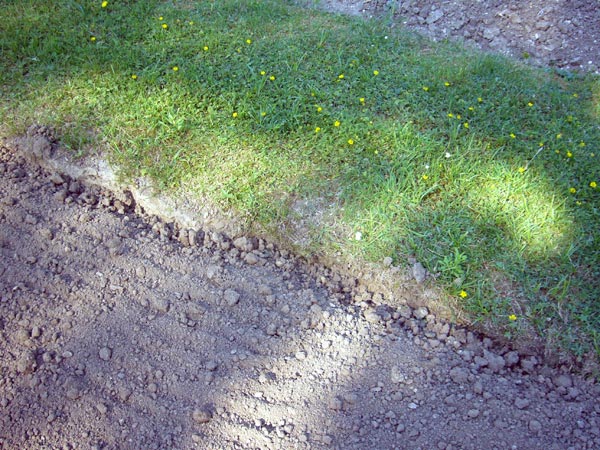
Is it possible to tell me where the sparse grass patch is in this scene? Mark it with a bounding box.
[1,0,599,363]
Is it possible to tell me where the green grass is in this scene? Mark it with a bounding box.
[1,0,599,364]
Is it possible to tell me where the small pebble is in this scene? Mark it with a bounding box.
[99,347,112,361]
[192,407,212,424]
[224,289,240,306]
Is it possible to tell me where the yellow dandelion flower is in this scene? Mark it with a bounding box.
[338,74,344,79]
[261,112,266,117]
[90,36,96,42]
[101,1,108,7]
[527,102,534,107]
[508,314,517,321]
[260,70,266,76]
[269,75,275,81]
[459,290,468,298]
[317,106,323,112]
[315,127,321,133]
[556,133,563,139]
[422,86,429,92]
[162,23,168,29]
[463,122,469,129]
[457,114,461,119]
[189,21,194,25]
[348,139,354,145]
[569,187,577,194]
[468,106,474,111]
[579,141,586,147]
[518,167,526,173]
[590,181,597,188]
[422,174,429,180]
[334,120,340,127]
[246,39,252,44]
[159,16,163,20]
[566,151,573,158]
[172,66,178,71]
[510,133,516,139]
[131,74,137,80]
[232,112,238,118]
[203,46,209,51]
[373,70,379,76]
[444,81,450,87]
[447,113,454,118]
[477,97,483,103]
[359,97,365,104]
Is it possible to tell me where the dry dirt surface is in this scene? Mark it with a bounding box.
[1,128,600,450]
[319,0,600,74]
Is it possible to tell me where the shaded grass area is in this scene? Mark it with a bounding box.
[1,0,599,363]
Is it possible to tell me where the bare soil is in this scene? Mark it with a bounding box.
[318,0,600,74]
[1,4,600,449]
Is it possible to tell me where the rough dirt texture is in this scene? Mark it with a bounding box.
[2,128,600,449]
[320,0,600,74]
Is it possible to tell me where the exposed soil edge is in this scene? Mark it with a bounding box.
[6,125,596,376]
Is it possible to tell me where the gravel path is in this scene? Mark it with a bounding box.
[319,0,600,74]
[1,130,599,449]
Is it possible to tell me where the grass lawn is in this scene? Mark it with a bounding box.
[1,0,599,365]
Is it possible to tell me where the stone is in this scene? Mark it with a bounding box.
[295,351,307,361]
[467,409,480,418]
[328,397,343,411]
[49,173,65,185]
[483,26,501,40]
[206,360,218,371]
[192,407,212,424]
[529,419,542,433]
[99,347,112,361]
[233,236,254,252]
[514,398,530,410]
[427,10,444,24]
[186,304,206,321]
[449,367,470,384]
[413,307,428,320]
[150,297,170,313]
[412,262,427,283]
[244,252,259,265]
[16,350,37,374]
[224,289,240,306]
[483,350,505,372]
[96,402,108,415]
[553,374,573,388]
[364,309,381,324]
